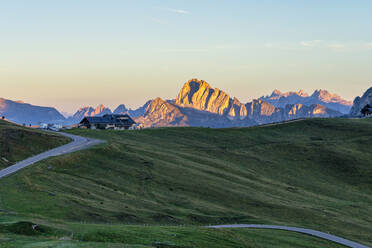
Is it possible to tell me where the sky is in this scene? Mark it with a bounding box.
[1,0,372,114]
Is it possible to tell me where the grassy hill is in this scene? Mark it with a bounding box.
[0,120,70,169]
[0,118,371,246]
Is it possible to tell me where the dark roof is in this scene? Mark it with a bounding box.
[80,114,136,125]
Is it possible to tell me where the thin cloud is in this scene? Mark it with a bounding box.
[300,40,323,47]
[327,43,346,51]
[156,7,190,15]
[365,42,372,49]
[165,48,209,53]
[265,40,372,52]
[164,44,238,53]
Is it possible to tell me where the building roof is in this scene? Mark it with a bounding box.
[80,114,136,125]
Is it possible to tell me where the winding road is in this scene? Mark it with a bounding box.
[0,132,105,179]
[208,224,370,248]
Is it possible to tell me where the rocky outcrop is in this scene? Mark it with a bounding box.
[128,100,152,117]
[309,90,352,113]
[176,79,259,120]
[246,99,280,123]
[71,104,112,123]
[176,79,231,116]
[0,98,65,125]
[113,104,128,114]
[282,104,341,120]
[350,87,372,116]
[135,97,256,128]
[228,97,247,120]
[260,89,352,114]
[136,97,187,127]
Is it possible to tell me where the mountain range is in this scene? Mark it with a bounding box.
[259,89,352,114]
[134,79,344,128]
[1,79,369,127]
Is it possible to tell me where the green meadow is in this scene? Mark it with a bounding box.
[0,118,371,247]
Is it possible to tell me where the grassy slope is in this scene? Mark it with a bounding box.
[0,118,371,246]
[0,120,70,169]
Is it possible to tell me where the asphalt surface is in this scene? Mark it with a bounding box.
[0,132,105,179]
[207,224,370,248]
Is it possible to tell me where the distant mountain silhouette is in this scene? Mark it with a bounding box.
[0,98,65,125]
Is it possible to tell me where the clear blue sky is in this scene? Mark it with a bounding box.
[1,0,371,113]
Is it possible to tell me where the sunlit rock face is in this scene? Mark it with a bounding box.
[244,99,281,123]
[228,97,247,120]
[246,99,278,117]
[176,79,249,120]
[135,97,257,128]
[350,87,372,116]
[141,97,186,127]
[176,79,231,116]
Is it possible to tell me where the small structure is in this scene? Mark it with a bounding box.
[40,123,48,129]
[79,114,136,130]
[39,123,63,131]
[361,104,372,117]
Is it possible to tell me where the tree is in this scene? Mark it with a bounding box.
[361,104,372,116]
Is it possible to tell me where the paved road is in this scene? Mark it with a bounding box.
[0,132,105,179]
[207,224,370,248]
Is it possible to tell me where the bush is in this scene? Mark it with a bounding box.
[3,221,47,236]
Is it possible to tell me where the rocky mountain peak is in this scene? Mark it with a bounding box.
[312,89,330,98]
[145,97,175,115]
[297,89,307,96]
[134,97,186,127]
[271,89,282,96]
[113,104,128,114]
[71,104,112,123]
[269,89,308,99]
[311,89,352,105]
[94,104,109,114]
[176,78,231,116]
